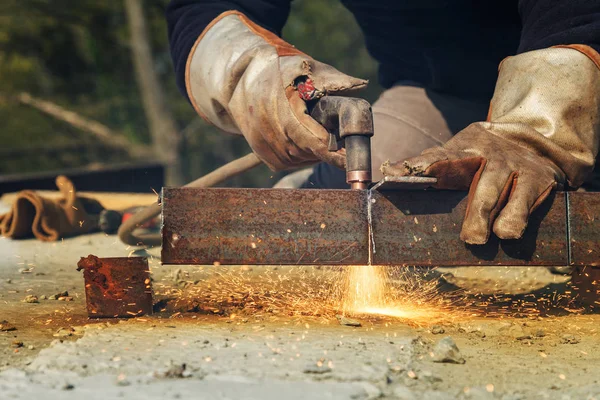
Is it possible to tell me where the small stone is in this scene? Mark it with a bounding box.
[62,383,75,390]
[516,335,532,341]
[560,334,581,344]
[303,363,332,374]
[431,336,465,364]
[336,315,362,327]
[27,345,34,350]
[19,268,32,274]
[155,363,190,379]
[421,370,443,383]
[5,279,11,284]
[23,295,39,303]
[471,330,486,339]
[58,296,74,302]
[71,326,86,335]
[534,329,545,338]
[39,295,47,300]
[11,340,23,348]
[431,325,445,335]
[49,291,69,300]
[458,325,486,337]
[501,324,526,339]
[53,327,75,338]
[0,320,17,332]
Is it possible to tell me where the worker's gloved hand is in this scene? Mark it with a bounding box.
[382,125,566,244]
[186,11,367,171]
[382,46,600,244]
[0,176,104,241]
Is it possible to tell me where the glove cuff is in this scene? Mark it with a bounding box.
[487,46,600,187]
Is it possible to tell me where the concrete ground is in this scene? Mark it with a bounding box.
[1,199,600,399]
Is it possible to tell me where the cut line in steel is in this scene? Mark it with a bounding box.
[160,186,599,267]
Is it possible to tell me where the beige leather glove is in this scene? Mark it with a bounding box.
[382,46,600,245]
[185,11,367,171]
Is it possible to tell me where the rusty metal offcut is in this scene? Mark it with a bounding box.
[77,255,153,318]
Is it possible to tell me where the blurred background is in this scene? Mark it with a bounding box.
[0,0,382,192]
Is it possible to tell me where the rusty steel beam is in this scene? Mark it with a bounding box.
[158,187,600,267]
[161,188,369,265]
[568,192,600,267]
[370,191,568,266]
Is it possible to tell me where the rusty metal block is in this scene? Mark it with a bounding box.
[161,188,369,265]
[77,255,153,318]
[568,192,600,267]
[370,191,568,266]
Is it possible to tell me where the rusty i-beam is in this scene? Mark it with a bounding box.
[160,182,599,268]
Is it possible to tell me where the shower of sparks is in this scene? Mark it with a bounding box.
[152,242,585,325]
[340,265,464,324]
[156,264,468,326]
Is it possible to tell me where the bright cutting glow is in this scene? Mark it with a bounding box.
[342,265,388,312]
[352,306,438,321]
[338,265,455,324]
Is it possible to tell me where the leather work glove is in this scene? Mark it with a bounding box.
[382,46,600,245]
[0,176,104,241]
[185,11,367,171]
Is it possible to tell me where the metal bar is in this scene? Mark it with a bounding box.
[370,191,568,266]
[161,188,369,265]
[568,192,600,267]
[160,187,582,266]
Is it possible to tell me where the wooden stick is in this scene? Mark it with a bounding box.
[17,92,152,158]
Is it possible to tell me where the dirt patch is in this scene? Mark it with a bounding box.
[1,233,599,399]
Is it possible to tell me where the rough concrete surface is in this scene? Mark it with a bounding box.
[1,209,600,400]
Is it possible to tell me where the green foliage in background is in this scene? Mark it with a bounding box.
[0,0,380,187]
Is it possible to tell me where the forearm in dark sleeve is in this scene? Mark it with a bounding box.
[518,0,600,53]
[166,0,292,99]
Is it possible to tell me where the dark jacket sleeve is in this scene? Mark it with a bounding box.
[166,0,292,100]
[518,0,600,54]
